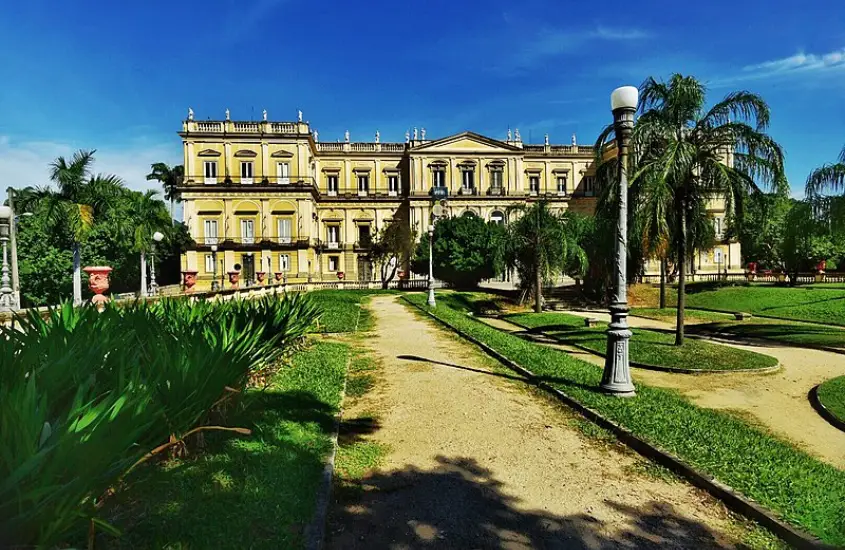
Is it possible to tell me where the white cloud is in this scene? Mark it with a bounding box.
[494,25,651,73]
[711,48,845,86]
[0,136,180,195]
[591,26,651,40]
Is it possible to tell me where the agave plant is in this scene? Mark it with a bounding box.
[0,292,320,548]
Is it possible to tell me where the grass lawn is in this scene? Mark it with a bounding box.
[404,292,845,546]
[632,308,845,351]
[683,285,845,326]
[101,340,349,550]
[505,311,777,371]
[309,290,395,333]
[817,376,845,425]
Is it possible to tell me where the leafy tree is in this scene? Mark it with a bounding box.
[369,217,417,288]
[146,162,184,220]
[127,190,172,296]
[780,200,838,282]
[806,145,845,197]
[40,150,125,304]
[599,74,786,344]
[736,191,790,270]
[412,214,504,288]
[502,201,579,312]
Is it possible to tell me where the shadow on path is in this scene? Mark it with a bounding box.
[397,354,604,395]
[328,455,740,549]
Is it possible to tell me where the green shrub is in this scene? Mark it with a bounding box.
[0,294,318,549]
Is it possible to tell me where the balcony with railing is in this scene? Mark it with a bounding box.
[193,236,312,249]
[183,120,310,136]
[183,175,318,189]
[353,238,373,252]
[315,142,407,154]
[314,239,344,251]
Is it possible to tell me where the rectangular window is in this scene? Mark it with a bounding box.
[327,174,338,195]
[529,175,540,194]
[240,219,255,244]
[328,256,339,272]
[490,170,503,189]
[388,175,399,195]
[433,169,446,188]
[240,161,253,184]
[557,175,568,195]
[203,219,218,245]
[279,254,290,272]
[277,162,290,185]
[278,218,292,244]
[583,176,595,196]
[205,254,215,273]
[462,169,474,189]
[357,174,369,195]
[714,217,723,238]
[203,161,218,185]
[327,225,340,248]
[358,224,371,245]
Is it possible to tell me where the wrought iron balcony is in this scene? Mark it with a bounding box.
[487,186,507,196]
[193,236,311,249]
[353,238,373,251]
[184,175,318,188]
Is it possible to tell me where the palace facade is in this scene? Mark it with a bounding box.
[177,112,740,289]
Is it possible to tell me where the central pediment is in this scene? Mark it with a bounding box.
[411,131,521,153]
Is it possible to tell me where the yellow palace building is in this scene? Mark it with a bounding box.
[177,109,740,289]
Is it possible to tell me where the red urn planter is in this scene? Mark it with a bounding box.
[817,260,827,273]
[227,271,240,289]
[256,271,266,283]
[182,270,198,293]
[337,271,345,280]
[83,266,112,309]
[274,272,284,282]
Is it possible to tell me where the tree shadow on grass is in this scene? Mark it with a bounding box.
[690,322,845,352]
[328,455,742,549]
[95,388,371,550]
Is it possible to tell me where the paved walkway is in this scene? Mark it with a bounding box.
[532,310,845,469]
[327,296,759,549]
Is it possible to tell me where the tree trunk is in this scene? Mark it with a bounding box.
[675,205,686,346]
[659,256,667,309]
[534,264,542,313]
[140,250,148,297]
[72,243,82,306]
[170,198,175,222]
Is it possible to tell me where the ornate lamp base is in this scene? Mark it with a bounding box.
[600,305,635,396]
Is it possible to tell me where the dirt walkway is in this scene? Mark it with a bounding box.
[327,296,765,549]
[541,310,845,469]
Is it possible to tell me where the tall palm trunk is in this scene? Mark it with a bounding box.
[170,198,175,221]
[659,256,667,309]
[534,262,542,313]
[72,243,82,306]
[140,250,148,297]
[675,200,687,346]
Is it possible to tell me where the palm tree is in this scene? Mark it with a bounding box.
[146,163,184,221]
[41,150,125,305]
[806,146,845,197]
[503,200,574,312]
[598,74,786,345]
[129,190,171,296]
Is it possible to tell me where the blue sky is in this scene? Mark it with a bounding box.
[1,0,843,201]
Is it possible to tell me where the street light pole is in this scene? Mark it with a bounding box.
[600,85,638,397]
[149,231,164,296]
[7,188,20,309]
[427,224,436,307]
[0,206,14,312]
[211,244,219,291]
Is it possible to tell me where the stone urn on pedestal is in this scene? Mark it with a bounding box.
[182,270,198,293]
[274,272,284,283]
[83,266,112,310]
[256,271,266,284]
[227,271,240,289]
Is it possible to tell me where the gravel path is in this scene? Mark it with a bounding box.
[327,296,760,549]
[550,310,845,469]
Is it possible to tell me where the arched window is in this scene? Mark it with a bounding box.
[490,211,505,225]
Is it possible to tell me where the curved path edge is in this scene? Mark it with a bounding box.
[809,385,845,434]
[403,297,833,550]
